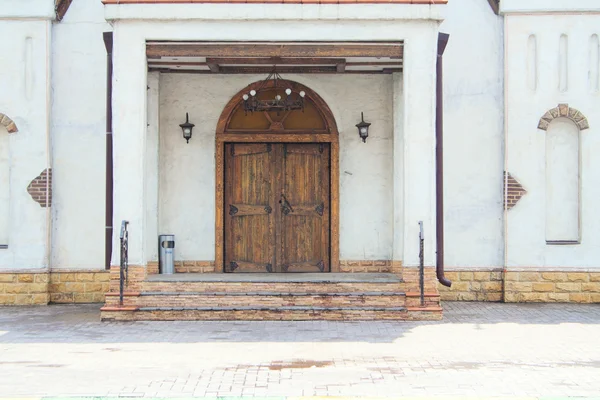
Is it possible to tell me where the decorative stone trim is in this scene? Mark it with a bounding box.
[0,113,18,133]
[504,172,527,210]
[538,104,590,131]
[27,168,52,207]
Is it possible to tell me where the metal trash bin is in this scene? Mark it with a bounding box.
[158,234,175,274]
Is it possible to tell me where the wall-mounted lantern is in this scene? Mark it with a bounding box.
[355,112,371,143]
[179,113,195,143]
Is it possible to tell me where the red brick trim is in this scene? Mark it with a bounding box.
[55,0,74,21]
[504,171,526,210]
[538,104,590,131]
[0,113,18,134]
[27,169,52,208]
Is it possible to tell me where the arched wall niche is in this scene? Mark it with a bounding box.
[544,117,581,244]
[0,113,18,134]
[214,79,340,272]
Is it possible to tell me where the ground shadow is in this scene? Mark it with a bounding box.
[0,302,598,344]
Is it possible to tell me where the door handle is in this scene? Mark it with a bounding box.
[280,194,294,215]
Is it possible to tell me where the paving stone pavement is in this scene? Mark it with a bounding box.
[0,302,599,398]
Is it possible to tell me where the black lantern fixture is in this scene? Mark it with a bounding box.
[356,112,371,143]
[179,113,195,143]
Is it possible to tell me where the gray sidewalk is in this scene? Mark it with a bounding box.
[0,302,599,397]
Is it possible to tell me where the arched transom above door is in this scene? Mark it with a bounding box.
[216,79,338,136]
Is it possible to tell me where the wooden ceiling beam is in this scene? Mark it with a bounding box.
[147,44,403,59]
[149,67,402,75]
[220,66,339,74]
[149,61,209,66]
[206,57,347,65]
[346,61,403,66]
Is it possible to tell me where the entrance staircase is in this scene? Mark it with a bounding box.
[101,273,442,321]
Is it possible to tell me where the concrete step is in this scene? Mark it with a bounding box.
[105,291,406,308]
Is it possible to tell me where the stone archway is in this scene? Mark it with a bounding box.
[0,113,18,133]
[538,104,590,131]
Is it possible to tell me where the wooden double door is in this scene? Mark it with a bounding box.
[224,143,330,273]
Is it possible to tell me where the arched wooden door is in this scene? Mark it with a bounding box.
[215,80,339,273]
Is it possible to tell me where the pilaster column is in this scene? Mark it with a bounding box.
[400,23,439,267]
[111,24,147,267]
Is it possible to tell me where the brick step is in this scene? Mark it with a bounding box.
[101,306,412,321]
[142,281,402,293]
[105,291,406,308]
[405,292,441,307]
[141,273,403,294]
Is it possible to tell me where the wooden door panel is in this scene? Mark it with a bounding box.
[225,143,274,273]
[281,143,330,272]
[225,143,330,273]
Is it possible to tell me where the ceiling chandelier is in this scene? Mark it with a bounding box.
[242,70,306,115]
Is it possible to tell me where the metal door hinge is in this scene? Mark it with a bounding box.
[315,202,324,216]
[229,261,239,272]
[317,260,325,272]
[229,205,239,216]
[264,205,272,214]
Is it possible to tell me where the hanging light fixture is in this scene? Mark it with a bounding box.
[356,112,371,143]
[243,69,305,115]
[179,113,195,143]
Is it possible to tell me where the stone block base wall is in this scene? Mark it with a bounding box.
[109,265,146,292]
[49,271,110,303]
[438,269,600,303]
[438,270,503,301]
[504,271,600,303]
[0,272,49,305]
[0,270,110,305]
[147,261,216,275]
[147,260,400,275]
[339,260,402,274]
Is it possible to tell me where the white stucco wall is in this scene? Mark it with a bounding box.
[0,18,51,270]
[157,74,394,262]
[50,0,112,270]
[105,14,441,267]
[440,0,505,268]
[505,13,600,268]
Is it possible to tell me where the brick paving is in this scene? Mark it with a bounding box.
[0,302,599,397]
